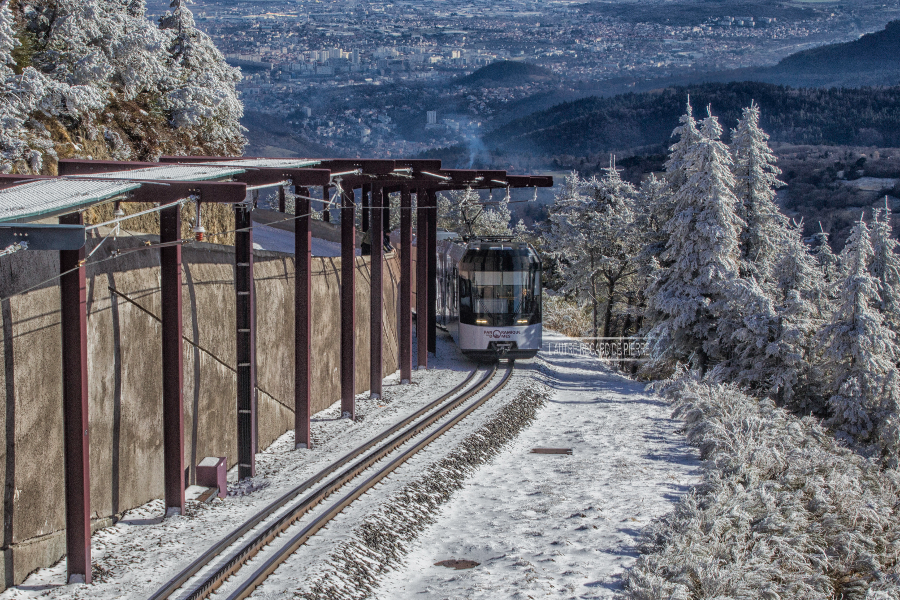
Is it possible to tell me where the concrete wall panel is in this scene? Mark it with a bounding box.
[0,233,404,589]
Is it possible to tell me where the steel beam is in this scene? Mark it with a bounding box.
[427,190,438,354]
[295,188,312,448]
[235,203,257,479]
[160,201,185,515]
[341,186,356,418]
[279,186,286,213]
[415,190,428,370]
[59,212,91,584]
[370,184,384,399]
[400,187,412,383]
[322,186,330,223]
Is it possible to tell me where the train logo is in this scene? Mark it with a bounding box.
[485,329,515,339]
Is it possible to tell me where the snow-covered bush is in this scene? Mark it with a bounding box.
[541,292,591,338]
[627,375,900,599]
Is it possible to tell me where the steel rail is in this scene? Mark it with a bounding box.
[182,364,498,600]
[225,362,515,600]
[147,367,480,600]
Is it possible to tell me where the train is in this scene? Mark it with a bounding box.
[435,232,542,361]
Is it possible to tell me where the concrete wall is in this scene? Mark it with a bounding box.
[0,232,401,588]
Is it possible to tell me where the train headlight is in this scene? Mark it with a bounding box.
[516,318,529,324]
[476,319,488,324]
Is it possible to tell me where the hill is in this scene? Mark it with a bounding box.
[453,61,559,87]
[486,82,900,158]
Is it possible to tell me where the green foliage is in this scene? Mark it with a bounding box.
[9,18,34,74]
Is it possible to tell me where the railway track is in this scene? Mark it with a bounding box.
[149,362,514,600]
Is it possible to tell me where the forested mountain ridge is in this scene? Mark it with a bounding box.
[0,0,244,175]
[487,82,900,157]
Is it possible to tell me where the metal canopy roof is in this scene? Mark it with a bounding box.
[78,164,247,182]
[0,179,141,223]
[193,158,321,169]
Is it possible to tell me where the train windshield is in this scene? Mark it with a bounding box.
[458,245,542,326]
[464,271,539,315]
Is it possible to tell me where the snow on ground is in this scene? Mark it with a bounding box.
[374,331,700,600]
[251,223,358,257]
[0,335,469,600]
[1,330,699,600]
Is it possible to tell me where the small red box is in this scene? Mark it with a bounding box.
[196,456,227,499]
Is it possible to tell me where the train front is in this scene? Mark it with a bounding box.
[457,240,542,361]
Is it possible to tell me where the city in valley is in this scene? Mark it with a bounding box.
[146,0,900,159]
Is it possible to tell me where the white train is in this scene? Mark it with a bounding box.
[436,233,542,361]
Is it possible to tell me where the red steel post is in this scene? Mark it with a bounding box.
[295,188,313,448]
[370,184,384,398]
[340,185,356,418]
[59,212,91,584]
[427,189,438,354]
[160,201,185,515]
[235,203,257,479]
[415,189,428,369]
[400,187,412,383]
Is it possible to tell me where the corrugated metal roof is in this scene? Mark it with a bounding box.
[81,164,246,181]
[193,158,321,169]
[0,179,140,223]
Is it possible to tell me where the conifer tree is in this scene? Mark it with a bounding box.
[818,218,900,442]
[645,110,744,373]
[869,203,900,330]
[731,101,786,282]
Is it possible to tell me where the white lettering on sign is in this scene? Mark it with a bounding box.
[484,329,515,339]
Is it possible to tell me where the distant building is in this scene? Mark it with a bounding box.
[426,110,437,125]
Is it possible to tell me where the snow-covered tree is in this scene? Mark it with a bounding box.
[0,0,15,74]
[545,165,642,340]
[664,98,701,197]
[731,101,786,282]
[645,110,744,373]
[437,187,523,239]
[1,0,245,173]
[159,0,244,153]
[714,220,824,404]
[869,202,900,330]
[818,218,900,444]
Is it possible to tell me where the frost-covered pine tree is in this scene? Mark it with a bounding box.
[664,98,701,196]
[643,99,699,267]
[645,110,744,373]
[869,202,900,330]
[818,218,900,444]
[730,101,787,282]
[715,219,824,404]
